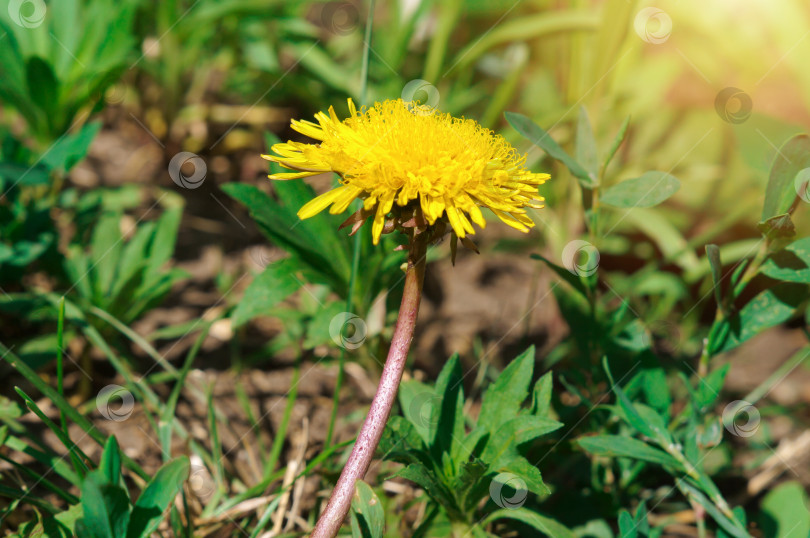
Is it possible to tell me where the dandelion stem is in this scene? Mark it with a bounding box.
[312,232,428,538]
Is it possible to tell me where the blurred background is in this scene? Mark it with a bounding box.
[2,0,810,534]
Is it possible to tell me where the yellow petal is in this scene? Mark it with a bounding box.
[297,187,349,219]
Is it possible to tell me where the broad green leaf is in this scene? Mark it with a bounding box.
[483,508,575,538]
[695,364,729,412]
[761,134,810,222]
[378,415,429,466]
[481,415,562,469]
[759,481,810,538]
[498,455,551,497]
[231,258,302,327]
[126,456,189,538]
[505,111,596,188]
[478,346,535,434]
[0,162,51,187]
[42,121,102,173]
[576,106,599,181]
[221,182,350,294]
[600,172,680,209]
[391,464,456,511]
[761,237,810,283]
[78,473,130,538]
[398,379,436,445]
[709,283,808,354]
[617,510,637,538]
[578,435,683,470]
[641,368,671,420]
[26,56,59,131]
[350,481,385,538]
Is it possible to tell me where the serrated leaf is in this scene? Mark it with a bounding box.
[231,258,302,327]
[481,415,562,469]
[505,111,596,188]
[600,172,680,209]
[478,346,535,434]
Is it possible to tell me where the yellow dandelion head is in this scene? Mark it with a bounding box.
[262,98,550,245]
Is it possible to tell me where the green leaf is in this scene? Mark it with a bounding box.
[398,379,436,445]
[600,172,680,208]
[391,464,456,511]
[78,473,131,538]
[576,106,599,181]
[126,457,189,538]
[505,111,596,188]
[478,346,535,434]
[530,254,590,298]
[679,481,749,538]
[231,258,302,327]
[483,508,575,538]
[481,415,562,470]
[706,244,725,309]
[709,283,808,354]
[761,134,810,222]
[99,436,122,486]
[578,435,683,470]
[26,56,59,130]
[695,364,729,412]
[530,372,553,417]
[429,354,465,460]
[42,122,102,173]
[761,237,810,283]
[759,481,810,538]
[757,213,796,241]
[89,211,123,303]
[350,481,385,538]
[617,510,637,538]
[603,116,631,174]
[378,415,428,466]
[497,455,551,497]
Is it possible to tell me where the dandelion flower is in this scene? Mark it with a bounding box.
[263,98,549,245]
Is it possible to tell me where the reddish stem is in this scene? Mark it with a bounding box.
[311,233,428,537]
